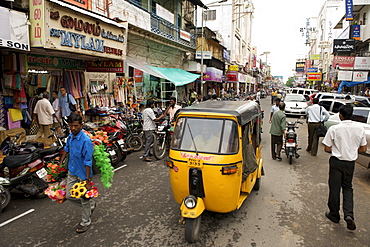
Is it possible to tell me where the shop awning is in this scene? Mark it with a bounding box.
[338,78,370,93]
[147,66,200,86]
[126,57,165,79]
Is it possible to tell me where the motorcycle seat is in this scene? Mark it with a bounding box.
[38,146,60,157]
[3,152,39,169]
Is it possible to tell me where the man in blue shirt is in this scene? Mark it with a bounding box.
[58,87,77,117]
[60,113,95,233]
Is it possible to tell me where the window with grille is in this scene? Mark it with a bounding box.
[204,10,216,21]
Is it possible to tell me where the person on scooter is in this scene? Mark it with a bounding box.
[59,113,95,233]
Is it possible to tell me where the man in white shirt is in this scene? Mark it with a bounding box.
[33,92,57,145]
[141,99,159,162]
[269,98,281,123]
[158,97,181,123]
[306,98,330,156]
[322,104,367,231]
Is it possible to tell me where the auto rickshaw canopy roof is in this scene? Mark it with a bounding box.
[178,100,261,125]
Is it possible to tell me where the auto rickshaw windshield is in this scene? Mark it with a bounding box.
[172,117,239,154]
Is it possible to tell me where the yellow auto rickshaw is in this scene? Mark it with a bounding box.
[165,100,264,243]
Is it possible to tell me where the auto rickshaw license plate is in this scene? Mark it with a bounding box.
[188,158,203,168]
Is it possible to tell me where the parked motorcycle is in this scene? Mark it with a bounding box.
[284,120,303,164]
[153,117,172,160]
[0,133,51,212]
[100,115,143,152]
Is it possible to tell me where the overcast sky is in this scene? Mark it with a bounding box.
[252,0,327,81]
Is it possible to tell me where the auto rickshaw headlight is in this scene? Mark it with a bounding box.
[184,195,197,209]
[221,166,238,175]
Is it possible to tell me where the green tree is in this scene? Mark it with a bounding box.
[286,77,294,87]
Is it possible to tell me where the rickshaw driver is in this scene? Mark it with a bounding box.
[190,122,221,153]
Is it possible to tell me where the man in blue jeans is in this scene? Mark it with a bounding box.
[60,113,95,233]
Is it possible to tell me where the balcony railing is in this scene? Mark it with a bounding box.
[151,14,196,49]
[127,0,196,49]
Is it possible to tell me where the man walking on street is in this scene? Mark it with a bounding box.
[59,113,95,233]
[269,98,281,123]
[142,99,159,162]
[322,105,367,230]
[33,92,57,146]
[269,102,286,160]
[306,98,330,156]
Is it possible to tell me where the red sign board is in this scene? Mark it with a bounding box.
[226,71,238,82]
[332,56,355,69]
[307,73,322,81]
[134,68,143,83]
[86,61,124,72]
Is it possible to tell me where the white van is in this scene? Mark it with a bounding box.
[288,88,318,96]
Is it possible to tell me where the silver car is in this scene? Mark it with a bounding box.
[324,107,370,169]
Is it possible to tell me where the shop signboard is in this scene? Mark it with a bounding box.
[228,65,239,71]
[354,57,370,70]
[307,73,322,81]
[296,62,305,72]
[133,68,143,83]
[338,71,353,81]
[180,30,191,42]
[195,51,212,59]
[307,68,318,73]
[333,39,355,53]
[30,0,44,47]
[352,71,368,82]
[86,61,124,72]
[204,67,222,82]
[332,56,355,69]
[310,54,320,60]
[238,73,246,83]
[0,7,30,51]
[27,54,86,70]
[43,1,127,60]
[352,25,360,40]
[346,0,354,21]
[63,0,88,9]
[226,71,238,83]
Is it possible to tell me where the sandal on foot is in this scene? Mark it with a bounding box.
[76,224,89,233]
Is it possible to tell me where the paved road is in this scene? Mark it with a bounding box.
[1,97,370,246]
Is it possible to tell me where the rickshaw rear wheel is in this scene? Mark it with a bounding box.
[253,176,261,191]
[185,216,201,243]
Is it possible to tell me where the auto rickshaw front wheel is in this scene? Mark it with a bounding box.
[185,216,201,243]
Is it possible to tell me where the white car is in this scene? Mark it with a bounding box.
[324,107,370,169]
[283,94,308,116]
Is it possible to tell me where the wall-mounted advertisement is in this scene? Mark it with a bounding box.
[332,56,355,69]
[354,57,370,70]
[352,71,368,82]
[307,73,322,81]
[29,0,44,47]
[333,39,355,53]
[338,71,353,81]
[296,62,305,73]
[0,6,30,51]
